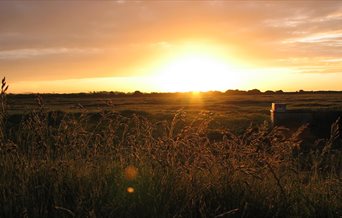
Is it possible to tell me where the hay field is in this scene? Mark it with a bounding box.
[1,90,342,217]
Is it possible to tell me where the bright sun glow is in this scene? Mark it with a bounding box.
[154,53,242,92]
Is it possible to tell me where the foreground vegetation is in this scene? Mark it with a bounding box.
[1,86,341,217]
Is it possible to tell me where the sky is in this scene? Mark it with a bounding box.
[1,1,342,93]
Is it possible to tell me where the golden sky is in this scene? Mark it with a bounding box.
[1,1,342,93]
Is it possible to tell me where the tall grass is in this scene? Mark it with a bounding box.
[0,81,341,217]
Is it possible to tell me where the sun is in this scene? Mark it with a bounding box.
[154,53,241,92]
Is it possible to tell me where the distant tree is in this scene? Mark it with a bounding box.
[275,90,284,94]
[298,89,305,93]
[247,89,261,94]
[225,89,246,95]
[132,90,143,96]
[264,90,274,94]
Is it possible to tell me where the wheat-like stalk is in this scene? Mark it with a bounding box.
[0,77,9,144]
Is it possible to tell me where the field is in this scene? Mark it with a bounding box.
[7,92,342,133]
[1,91,342,217]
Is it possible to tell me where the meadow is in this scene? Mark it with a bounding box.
[1,88,342,217]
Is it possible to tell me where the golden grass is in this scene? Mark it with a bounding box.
[0,79,341,217]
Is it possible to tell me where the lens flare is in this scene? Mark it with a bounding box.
[127,187,135,193]
[124,166,138,180]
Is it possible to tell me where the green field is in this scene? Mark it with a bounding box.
[1,92,342,217]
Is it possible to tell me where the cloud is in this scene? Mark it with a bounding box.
[1,0,342,85]
[149,41,173,49]
[284,31,342,44]
[0,48,101,60]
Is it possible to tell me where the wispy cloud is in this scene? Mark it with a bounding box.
[284,31,342,44]
[263,15,309,28]
[149,41,172,49]
[0,47,101,60]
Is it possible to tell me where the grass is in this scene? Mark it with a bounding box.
[1,85,342,217]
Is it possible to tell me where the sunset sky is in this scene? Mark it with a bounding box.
[1,1,342,93]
